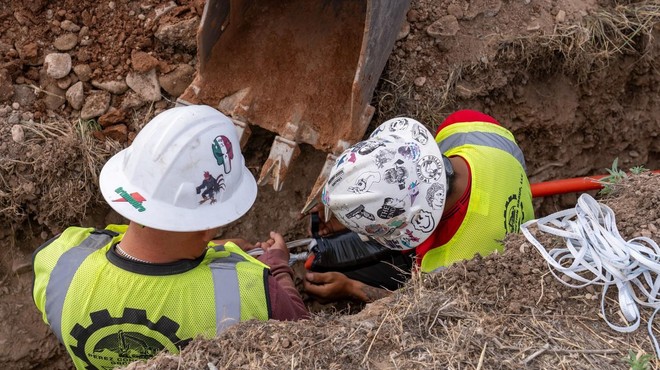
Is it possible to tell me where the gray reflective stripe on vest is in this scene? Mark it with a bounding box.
[45,232,114,342]
[438,131,527,171]
[209,249,252,334]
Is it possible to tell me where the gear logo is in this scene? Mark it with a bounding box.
[70,308,191,370]
[504,176,526,234]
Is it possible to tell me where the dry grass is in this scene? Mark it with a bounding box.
[0,116,122,232]
[373,1,659,132]
[496,1,659,79]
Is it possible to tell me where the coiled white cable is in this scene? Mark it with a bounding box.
[520,193,660,355]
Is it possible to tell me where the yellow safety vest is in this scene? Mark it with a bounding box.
[33,225,270,370]
[420,121,534,272]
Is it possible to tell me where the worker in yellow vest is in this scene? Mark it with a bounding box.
[33,105,308,370]
[304,110,534,302]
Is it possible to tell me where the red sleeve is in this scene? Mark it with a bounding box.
[436,109,501,135]
[258,249,310,320]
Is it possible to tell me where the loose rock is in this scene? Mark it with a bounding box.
[102,124,129,143]
[12,85,36,108]
[126,69,162,102]
[92,80,129,95]
[44,53,72,79]
[53,33,78,51]
[66,81,84,110]
[73,64,92,82]
[396,22,410,41]
[99,108,127,128]
[131,50,160,73]
[155,17,200,52]
[11,125,25,143]
[158,63,195,97]
[60,19,81,32]
[555,10,566,23]
[80,90,111,119]
[427,15,460,38]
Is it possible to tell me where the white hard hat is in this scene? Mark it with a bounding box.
[322,117,447,250]
[99,105,257,231]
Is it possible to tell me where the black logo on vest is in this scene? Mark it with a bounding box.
[503,174,526,234]
[70,308,191,370]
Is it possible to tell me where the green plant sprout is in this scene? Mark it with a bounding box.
[598,159,649,195]
[626,349,652,370]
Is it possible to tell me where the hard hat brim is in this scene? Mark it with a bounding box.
[99,149,258,232]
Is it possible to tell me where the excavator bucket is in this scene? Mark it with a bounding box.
[179,0,410,199]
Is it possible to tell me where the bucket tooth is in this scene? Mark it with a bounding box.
[258,136,301,191]
[231,118,251,150]
[301,153,338,215]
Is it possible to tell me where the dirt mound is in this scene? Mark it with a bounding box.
[123,173,660,370]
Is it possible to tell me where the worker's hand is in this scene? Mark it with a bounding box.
[304,271,356,301]
[303,204,347,237]
[213,238,255,251]
[255,231,289,259]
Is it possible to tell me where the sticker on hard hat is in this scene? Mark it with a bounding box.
[212,135,234,174]
[388,118,409,131]
[373,148,396,168]
[425,183,446,210]
[412,210,435,233]
[196,171,226,205]
[411,123,429,144]
[112,187,146,212]
[383,159,408,190]
[348,172,381,194]
[416,155,444,183]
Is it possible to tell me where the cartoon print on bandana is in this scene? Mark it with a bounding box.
[364,224,392,236]
[384,159,408,190]
[212,135,234,174]
[411,123,429,145]
[335,152,357,168]
[377,197,405,219]
[352,140,385,156]
[369,124,387,138]
[388,118,409,131]
[373,148,396,168]
[345,205,376,221]
[426,183,446,210]
[416,155,444,183]
[348,171,381,194]
[397,142,421,161]
[387,216,408,230]
[408,181,420,205]
[196,171,226,205]
[412,210,435,233]
[404,229,420,243]
[328,169,345,187]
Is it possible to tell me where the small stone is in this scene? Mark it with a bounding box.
[66,81,84,110]
[427,15,460,38]
[102,124,129,143]
[131,50,160,73]
[108,1,116,10]
[396,22,410,41]
[11,125,25,143]
[44,53,72,79]
[40,231,49,240]
[43,84,66,110]
[126,69,162,102]
[98,108,127,128]
[92,80,129,95]
[555,10,566,23]
[73,64,92,82]
[447,4,464,19]
[60,19,80,32]
[12,102,20,110]
[155,17,200,52]
[56,74,74,90]
[80,90,111,119]
[53,33,79,51]
[158,63,195,97]
[120,90,147,110]
[413,76,426,87]
[629,150,640,158]
[527,22,541,31]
